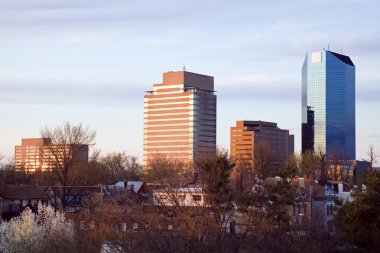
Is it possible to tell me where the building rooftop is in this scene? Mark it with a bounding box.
[1,185,49,200]
[329,51,355,66]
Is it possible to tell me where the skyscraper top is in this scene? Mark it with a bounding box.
[328,51,355,66]
[162,71,214,91]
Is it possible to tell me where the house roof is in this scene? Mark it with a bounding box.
[153,185,203,193]
[1,185,49,200]
[127,181,144,193]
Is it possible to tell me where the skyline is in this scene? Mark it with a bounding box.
[1,0,380,164]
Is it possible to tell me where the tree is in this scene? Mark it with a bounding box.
[143,154,193,207]
[197,150,235,210]
[334,171,380,252]
[0,155,12,198]
[253,142,278,179]
[280,154,300,179]
[40,122,96,209]
[366,145,378,172]
[143,154,191,184]
[300,150,319,177]
[0,203,75,253]
[100,152,142,183]
[317,150,328,184]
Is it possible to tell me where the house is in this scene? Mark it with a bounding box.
[0,184,50,220]
[287,175,357,235]
[152,186,205,207]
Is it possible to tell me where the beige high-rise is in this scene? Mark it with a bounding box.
[144,71,216,169]
[230,121,294,169]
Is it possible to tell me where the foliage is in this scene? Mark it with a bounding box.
[100,152,142,183]
[280,154,300,179]
[197,150,235,209]
[143,154,191,184]
[299,150,319,177]
[253,142,278,179]
[334,171,380,251]
[0,203,75,253]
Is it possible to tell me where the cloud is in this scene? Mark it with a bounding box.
[218,74,298,87]
[218,85,299,102]
[357,87,380,103]
[0,0,218,30]
[216,73,300,102]
[365,134,380,138]
[0,79,144,106]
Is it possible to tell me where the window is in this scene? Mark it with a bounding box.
[192,195,202,201]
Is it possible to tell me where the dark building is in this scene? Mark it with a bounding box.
[302,106,315,153]
[230,120,294,169]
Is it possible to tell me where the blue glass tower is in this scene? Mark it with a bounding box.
[302,50,355,160]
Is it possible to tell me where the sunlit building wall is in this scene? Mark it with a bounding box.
[15,138,88,172]
[143,71,216,170]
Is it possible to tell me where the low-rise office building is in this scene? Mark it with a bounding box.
[15,138,88,172]
[230,121,294,169]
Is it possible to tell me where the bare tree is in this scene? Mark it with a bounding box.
[40,122,96,209]
[316,150,327,184]
[144,154,193,207]
[300,150,319,178]
[100,152,142,183]
[253,142,278,179]
[0,155,12,198]
[366,145,378,172]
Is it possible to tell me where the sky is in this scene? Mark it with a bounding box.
[1,0,379,164]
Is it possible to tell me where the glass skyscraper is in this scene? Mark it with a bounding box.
[302,49,355,160]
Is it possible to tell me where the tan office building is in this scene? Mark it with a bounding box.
[15,138,89,172]
[144,71,217,169]
[230,121,294,168]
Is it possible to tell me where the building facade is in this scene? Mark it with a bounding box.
[15,138,89,171]
[230,121,294,168]
[143,71,217,169]
[302,50,355,160]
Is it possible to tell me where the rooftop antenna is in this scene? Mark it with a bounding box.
[183,66,186,71]
[328,44,330,51]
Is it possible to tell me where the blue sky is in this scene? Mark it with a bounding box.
[1,0,379,164]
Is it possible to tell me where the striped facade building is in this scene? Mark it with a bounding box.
[143,71,217,170]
